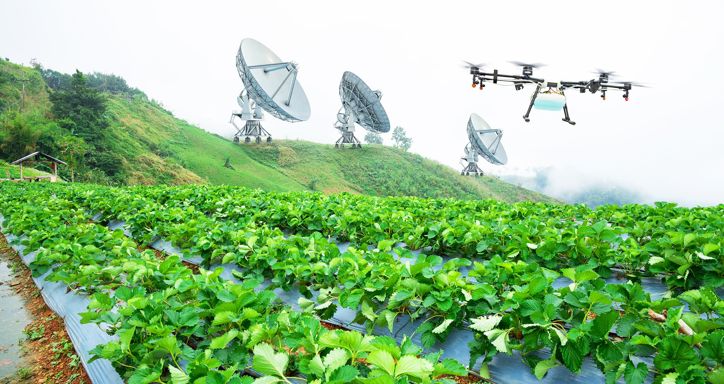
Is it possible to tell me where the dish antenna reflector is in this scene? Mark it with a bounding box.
[461,113,507,175]
[230,38,311,144]
[334,71,390,148]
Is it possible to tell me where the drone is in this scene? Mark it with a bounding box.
[464,61,645,125]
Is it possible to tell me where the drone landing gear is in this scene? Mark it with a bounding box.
[562,104,576,125]
[522,84,542,123]
[461,162,484,176]
[335,130,362,149]
[232,118,272,144]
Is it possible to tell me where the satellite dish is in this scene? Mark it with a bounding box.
[466,113,507,167]
[334,71,390,148]
[230,38,310,144]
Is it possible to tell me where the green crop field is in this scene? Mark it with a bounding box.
[1,182,721,384]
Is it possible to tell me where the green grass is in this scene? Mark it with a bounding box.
[103,95,551,201]
[0,160,51,179]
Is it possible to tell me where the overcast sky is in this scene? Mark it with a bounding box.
[1,0,722,206]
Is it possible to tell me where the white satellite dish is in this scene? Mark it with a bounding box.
[230,38,311,144]
[334,71,390,148]
[461,113,507,175]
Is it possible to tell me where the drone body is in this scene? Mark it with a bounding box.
[465,61,644,125]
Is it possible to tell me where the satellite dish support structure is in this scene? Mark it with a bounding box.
[460,143,484,176]
[335,107,362,147]
[230,90,271,143]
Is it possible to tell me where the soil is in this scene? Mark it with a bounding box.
[319,320,348,331]
[438,373,491,384]
[0,234,90,384]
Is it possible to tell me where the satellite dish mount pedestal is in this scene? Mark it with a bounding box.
[460,144,484,176]
[230,90,272,144]
[335,108,362,148]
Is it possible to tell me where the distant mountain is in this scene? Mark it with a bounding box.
[0,59,553,202]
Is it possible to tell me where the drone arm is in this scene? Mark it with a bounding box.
[475,71,544,85]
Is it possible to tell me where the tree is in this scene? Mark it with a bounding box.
[364,131,383,144]
[0,112,40,160]
[49,70,108,145]
[391,126,412,151]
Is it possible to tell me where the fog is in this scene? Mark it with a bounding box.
[1,0,722,205]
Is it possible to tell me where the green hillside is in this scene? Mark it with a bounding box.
[0,160,52,179]
[0,59,552,202]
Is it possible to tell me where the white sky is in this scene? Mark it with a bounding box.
[1,0,722,206]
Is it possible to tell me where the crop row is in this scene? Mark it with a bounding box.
[17,183,724,384]
[101,185,722,292]
[0,183,471,384]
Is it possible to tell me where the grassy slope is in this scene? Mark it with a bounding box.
[104,96,552,201]
[0,59,552,201]
[0,161,51,179]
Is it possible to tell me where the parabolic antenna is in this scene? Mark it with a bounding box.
[230,38,310,144]
[461,113,507,175]
[466,113,507,166]
[334,71,390,148]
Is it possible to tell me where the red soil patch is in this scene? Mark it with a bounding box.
[0,234,90,384]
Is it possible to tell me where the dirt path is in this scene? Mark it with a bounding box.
[0,234,90,384]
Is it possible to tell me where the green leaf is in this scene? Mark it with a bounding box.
[212,311,237,326]
[648,256,665,265]
[590,310,618,339]
[483,329,510,354]
[308,354,325,377]
[394,355,434,379]
[117,326,135,354]
[323,348,349,375]
[367,350,396,376]
[654,336,699,372]
[383,310,397,333]
[662,372,679,384]
[222,252,236,264]
[683,233,696,247]
[210,329,239,350]
[168,365,190,384]
[361,301,377,322]
[128,365,162,384]
[434,358,467,377]
[560,342,585,372]
[155,335,179,355]
[253,343,289,378]
[328,365,359,383]
[552,328,568,346]
[469,315,502,333]
[534,357,558,380]
[623,361,647,384]
[702,243,720,255]
[432,319,454,334]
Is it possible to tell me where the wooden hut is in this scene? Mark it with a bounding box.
[11,152,66,182]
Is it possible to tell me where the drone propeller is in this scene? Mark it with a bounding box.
[593,69,617,82]
[462,61,485,69]
[593,69,616,75]
[612,81,648,88]
[509,61,545,68]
